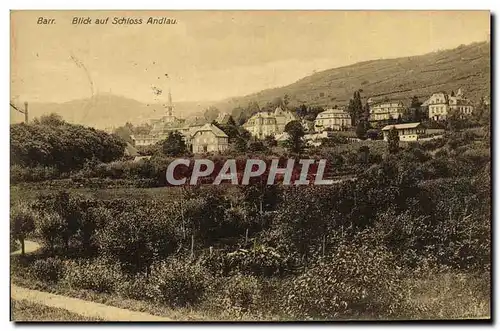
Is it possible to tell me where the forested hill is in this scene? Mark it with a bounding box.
[213,41,490,114]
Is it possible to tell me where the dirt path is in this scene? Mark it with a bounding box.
[11,240,41,256]
[11,284,171,321]
[11,240,171,321]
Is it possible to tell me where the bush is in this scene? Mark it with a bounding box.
[63,258,121,293]
[116,274,152,301]
[283,241,406,319]
[29,257,65,283]
[213,273,262,317]
[148,259,213,307]
[200,246,300,277]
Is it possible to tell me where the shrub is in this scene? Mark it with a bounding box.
[29,257,65,283]
[35,212,65,251]
[63,258,121,293]
[283,241,406,319]
[148,259,213,307]
[213,273,262,317]
[115,274,152,301]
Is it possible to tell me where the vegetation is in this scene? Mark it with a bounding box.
[11,300,103,321]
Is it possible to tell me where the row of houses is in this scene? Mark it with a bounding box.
[130,88,477,153]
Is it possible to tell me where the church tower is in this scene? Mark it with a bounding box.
[166,88,173,117]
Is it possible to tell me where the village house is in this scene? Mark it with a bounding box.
[314,107,351,132]
[381,122,427,142]
[368,100,406,122]
[243,106,297,139]
[424,88,474,121]
[191,123,229,154]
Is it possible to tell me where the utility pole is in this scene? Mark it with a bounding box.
[10,101,28,123]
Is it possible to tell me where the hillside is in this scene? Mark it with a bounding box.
[11,41,490,128]
[213,41,490,113]
[10,93,215,129]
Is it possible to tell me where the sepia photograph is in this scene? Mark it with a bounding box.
[9,10,491,322]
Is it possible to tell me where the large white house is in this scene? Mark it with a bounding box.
[243,107,297,139]
[368,100,405,122]
[314,108,351,131]
[381,122,426,142]
[424,88,474,121]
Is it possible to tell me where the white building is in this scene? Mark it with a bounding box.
[381,122,426,142]
[314,108,351,131]
[425,88,474,121]
[243,107,297,139]
[369,101,405,122]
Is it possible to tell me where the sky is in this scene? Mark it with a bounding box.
[10,10,490,104]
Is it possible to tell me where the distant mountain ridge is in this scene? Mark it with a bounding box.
[11,41,490,128]
[210,41,490,113]
[10,93,216,129]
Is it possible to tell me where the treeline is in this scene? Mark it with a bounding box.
[10,115,126,177]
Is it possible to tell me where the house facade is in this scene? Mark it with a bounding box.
[191,124,229,154]
[425,88,474,120]
[369,101,405,122]
[381,122,426,142]
[243,107,297,139]
[314,108,351,131]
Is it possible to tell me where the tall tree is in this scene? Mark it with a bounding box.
[410,96,423,122]
[387,127,400,154]
[347,90,363,126]
[284,120,306,154]
[356,120,370,139]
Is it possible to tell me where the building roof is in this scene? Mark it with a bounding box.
[124,142,139,157]
[216,112,232,124]
[321,108,350,115]
[193,123,228,137]
[381,122,423,131]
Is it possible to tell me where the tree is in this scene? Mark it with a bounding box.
[357,146,370,164]
[114,125,134,144]
[32,113,66,126]
[356,120,369,139]
[295,104,308,118]
[283,94,290,107]
[162,131,187,156]
[410,96,423,122]
[387,127,400,154]
[347,90,363,126]
[10,206,36,255]
[284,120,306,154]
[203,106,220,123]
[248,140,267,152]
[226,115,237,126]
[264,135,278,148]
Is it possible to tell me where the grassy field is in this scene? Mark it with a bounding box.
[11,299,103,322]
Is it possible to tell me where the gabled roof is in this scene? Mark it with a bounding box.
[381,122,423,131]
[193,123,228,137]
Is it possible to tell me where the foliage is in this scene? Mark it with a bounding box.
[10,205,36,254]
[284,120,306,154]
[162,131,187,156]
[148,259,213,307]
[283,240,406,319]
[30,257,65,283]
[63,258,121,293]
[387,127,400,154]
[10,122,126,172]
[213,273,262,317]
